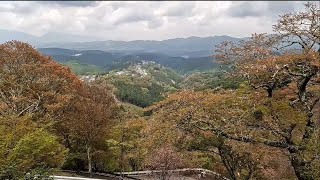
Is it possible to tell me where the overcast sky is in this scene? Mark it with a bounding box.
[0,1,307,41]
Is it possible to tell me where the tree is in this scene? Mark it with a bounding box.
[211,2,320,179]
[273,2,320,53]
[65,82,117,176]
[106,115,147,173]
[0,40,82,175]
[148,89,283,179]
[185,130,259,180]
[145,145,183,180]
[0,41,80,118]
[9,129,67,171]
[0,114,66,179]
[214,33,290,98]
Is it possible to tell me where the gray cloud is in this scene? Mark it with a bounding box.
[227,1,304,18]
[0,1,310,41]
[267,1,301,13]
[38,1,99,7]
[147,18,164,29]
[160,2,196,17]
[0,2,38,14]
[227,2,266,18]
[112,10,155,26]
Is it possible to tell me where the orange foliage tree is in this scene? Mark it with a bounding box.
[59,82,117,176]
[0,40,81,119]
[212,2,320,179]
[0,41,82,176]
[0,41,118,176]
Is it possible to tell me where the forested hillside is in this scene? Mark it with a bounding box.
[38,48,217,74]
[0,2,319,180]
[64,60,104,75]
[99,61,183,107]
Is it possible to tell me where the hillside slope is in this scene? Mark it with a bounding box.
[99,61,183,107]
[39,48,217,74]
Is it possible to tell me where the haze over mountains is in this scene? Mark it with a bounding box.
[0,29,101,44]
[0,28,244,57]
[38,35,244,57]
[37,48,217,73]
[0,28,247,73]
[1,28,308,75]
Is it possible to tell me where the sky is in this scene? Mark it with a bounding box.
[0,1,308,41]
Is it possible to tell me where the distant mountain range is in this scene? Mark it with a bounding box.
[0,29,101,45]
[38,48,217,74]
[0,28,241,73]
[1,28,245,57]
[38,35,244,57]
[2,28,308,75]
[1,28,308,58]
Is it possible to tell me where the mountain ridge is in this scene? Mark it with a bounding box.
[1,28,246,57]
[37,47,217,74]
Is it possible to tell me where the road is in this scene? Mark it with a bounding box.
[52,176,111,180]
[52,168,229,180]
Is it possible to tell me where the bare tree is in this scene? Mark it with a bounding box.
[146,145,183,180]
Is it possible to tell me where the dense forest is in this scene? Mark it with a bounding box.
[0,2,319,180]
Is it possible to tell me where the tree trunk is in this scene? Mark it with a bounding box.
[290,71,317,180]
[267,87,273,98]
[120,146,124,178]
[297,76,310,103]
[86,144,92,177]
[289,153,314,180]
[218,147,237,180]
[120,131,125,178]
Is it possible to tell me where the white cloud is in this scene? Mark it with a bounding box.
[0,1,308,41]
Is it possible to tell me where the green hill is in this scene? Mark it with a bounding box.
[63,60,104,75]
[99,61,183,107]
